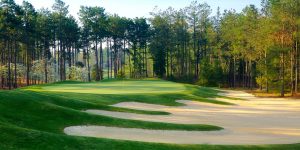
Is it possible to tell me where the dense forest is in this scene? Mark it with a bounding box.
[0,0,299,96]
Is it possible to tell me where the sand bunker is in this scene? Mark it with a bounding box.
[64,90,300,145]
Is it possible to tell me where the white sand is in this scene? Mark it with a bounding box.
[64,90,300,145]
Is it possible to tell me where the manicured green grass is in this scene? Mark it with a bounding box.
[33,79,233,106]
[0,89,221,133]
[42,79,186,94]
[0,79,299,149]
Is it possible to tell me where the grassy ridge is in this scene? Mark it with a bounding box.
[0,89,221,134]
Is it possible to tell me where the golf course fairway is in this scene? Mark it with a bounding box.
[0,79,300,149]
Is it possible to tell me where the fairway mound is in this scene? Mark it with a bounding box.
[65,90,300,145]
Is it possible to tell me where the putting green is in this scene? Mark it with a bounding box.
[42,80,186,94]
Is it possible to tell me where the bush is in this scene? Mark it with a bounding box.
[197,58,224,87]
[117,71,126,79]
[75,61,85,68]
[0,63,26,79]
[67,66,88,81]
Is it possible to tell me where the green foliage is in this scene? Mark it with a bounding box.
[116,70,126,79]
[197,58,224,87]
[66,66,88,81]
[256,76,267,88]
[149,15,169,77]
[75,61,84,68]
[30,60,58,82]
[0,63,25,78]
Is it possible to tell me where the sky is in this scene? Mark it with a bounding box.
[15,0,262,19]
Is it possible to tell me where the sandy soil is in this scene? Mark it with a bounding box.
[64,90,300,145]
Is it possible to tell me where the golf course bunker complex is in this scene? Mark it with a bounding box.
[64,90,300,145]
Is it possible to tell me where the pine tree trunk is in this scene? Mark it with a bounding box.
[26,42,30,86]
[265,50,269,93]
[233,57,236,88]
[291,48,294,96]
[110,41,113,78]
[296,40,298,94]
[123,39,126,77]
[113,39,117,78]
[100,40,103,80]
[87,46,91,82]
[63,45,66,81]
[1,40,4,88]
[68,47,72,80]
[145,44,148,77]
[281,52,285,97]
[95,38,100,81]
[193,19,197,79]
[14,40,17,88]
[8,40,11,90]
[129,50,132,78]
[166,48,169,78]
[107,39,110,79]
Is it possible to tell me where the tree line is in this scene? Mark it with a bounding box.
[149,0,299,96]
[0,0,150,90]
[0,0,299,96]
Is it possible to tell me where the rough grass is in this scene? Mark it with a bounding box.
[0,79,299,149]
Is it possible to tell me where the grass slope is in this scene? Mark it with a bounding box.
[0,79,299,149]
